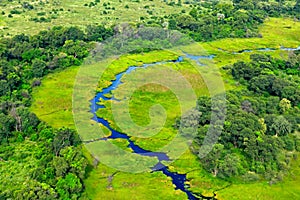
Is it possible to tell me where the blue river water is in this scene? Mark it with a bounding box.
[88,45,299,199]
[218,45,300,54]
[89,54,215,200]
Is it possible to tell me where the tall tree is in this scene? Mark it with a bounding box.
[271,116,291,137]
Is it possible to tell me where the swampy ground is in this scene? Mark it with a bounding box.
[31,18,300,200]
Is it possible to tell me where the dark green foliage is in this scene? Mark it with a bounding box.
[0,113,15,143]
[31,59,47,77]
[0,23,111,199]
[56,173,82,199]
[15,107,40,134]
[22,2,34,10]
[10,9,22,15]
[0,24,113,102]
[52,128,81,156]
[0,1,299,197]
[191,54,300,180]
[201,143,225,176]
[57,146,88,179]
[232,54,300,106]
[86,25,113,42]
[149,0,299,41]
[62,40,90,59]
[218,153,245,178]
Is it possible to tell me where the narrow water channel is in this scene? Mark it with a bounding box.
[218,45,300,54]
[89,54,214,200]
[88,45,299,199]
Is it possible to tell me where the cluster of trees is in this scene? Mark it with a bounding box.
[188,52,300,183]
[0,24,113,199]
[90,24,192,61]
[0,82,87,198]
[0,119,87,199]
[84,0,101,8]
[0,21,196,199]
[232,53,300,106]
[156,0,300,41]
[1,0,299,197]
[0,25,113,101]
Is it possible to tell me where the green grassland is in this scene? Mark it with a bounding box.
[201,18,300,67]
[96,58,208,152]
[204,18,300,51]
[96,51,179,91]
[0,0,189,36]
[83,162,188,200]
[30,18,300,199]
[30,66,79,128]
[32,50,199,199]
[81,145,187,200]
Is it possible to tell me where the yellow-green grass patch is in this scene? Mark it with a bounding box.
[31,66,79,128]
[0,0,191,36]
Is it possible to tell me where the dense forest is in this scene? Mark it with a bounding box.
[165,0,300,41]
[0,0,300,199]
[0,25,113,199]
[189,52,300,183]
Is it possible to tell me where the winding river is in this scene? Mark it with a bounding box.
[89,54,214,200]
[88,46,299,200]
